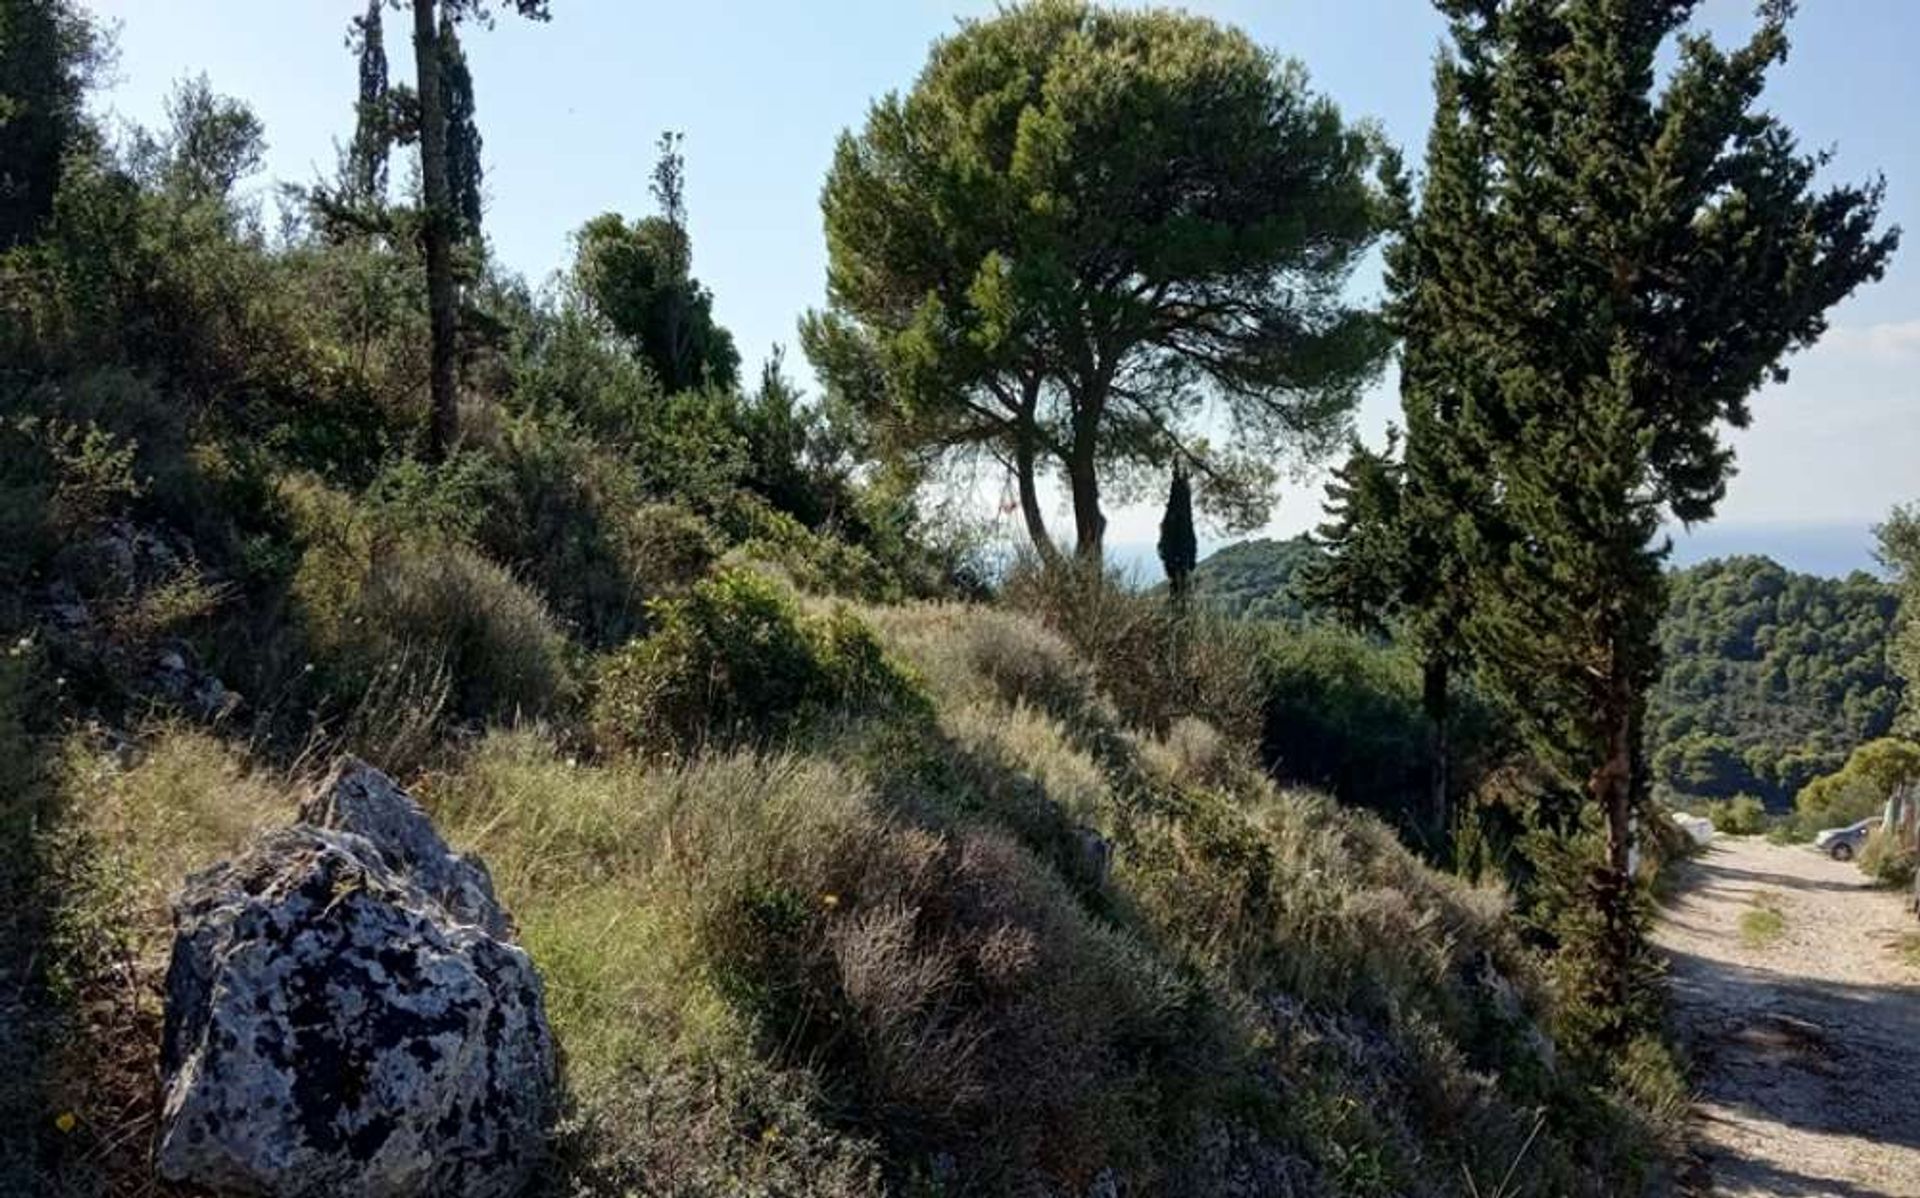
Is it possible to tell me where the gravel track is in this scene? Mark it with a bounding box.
[1654,835,1920,1197]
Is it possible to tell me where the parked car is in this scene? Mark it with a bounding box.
[1813,818,1877,862]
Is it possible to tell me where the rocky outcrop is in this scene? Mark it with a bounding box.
[299,758,511,939]
[157,760,554,1198]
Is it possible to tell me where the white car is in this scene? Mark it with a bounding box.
[1812,818,1877,862]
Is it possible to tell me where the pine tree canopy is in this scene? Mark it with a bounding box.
[805,0,1388,562]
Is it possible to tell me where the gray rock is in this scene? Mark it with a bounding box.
[301,757,509,938]
[157,762,554,1198]
[1073,825,1114,890]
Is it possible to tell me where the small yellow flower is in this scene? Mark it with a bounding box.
[820,893,840,910]
[760,1125,781,1144]
[54,1111,77,1134]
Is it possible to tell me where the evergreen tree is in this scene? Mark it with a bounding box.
[0,0,100,250]
[572,134,740,394]
[1877,504,1920,732]
[1304,431,1466,836]
[1305,435,1407,640]
[345,0,390,205]
[1414,0,1895,1031]
[407,0,549,461]
[1158,464,1197,604]
[440,16,482,240]
[807,1,1386,565]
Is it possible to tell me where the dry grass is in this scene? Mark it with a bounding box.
[1740,892,1788,948]
[30,728,288,1194]
[16,597,1677,1197]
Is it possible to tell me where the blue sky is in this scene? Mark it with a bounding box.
[83,1,1919,575]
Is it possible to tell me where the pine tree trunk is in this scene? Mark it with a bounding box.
[1014,432,1062,569]
[1422,654,1450,840]
[1065,393,1104,564]
[1068,453,1103,564]
[413,0,457,461]
[1589,663,1639,1034]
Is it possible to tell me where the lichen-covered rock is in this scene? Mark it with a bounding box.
[157,762,554,1198]
[300,757,509,938]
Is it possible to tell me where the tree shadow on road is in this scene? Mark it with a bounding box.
[1660,844,1920,1190]
[1688,1148,1908,1198]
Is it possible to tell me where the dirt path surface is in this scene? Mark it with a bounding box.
[1654,835,1920,1197]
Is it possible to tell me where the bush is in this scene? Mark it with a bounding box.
[1859,826,1917,888]
[1792,738,1920,837]
[291,484,571,737]
[1702,794,1769,836]
[590,568,922,756]
[431,735,1210,1192]
[1001,560,1265,743]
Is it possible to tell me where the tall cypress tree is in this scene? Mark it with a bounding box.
[1412,0,1895,1032]
[345,0,389,206]
[407,0,547,460]
[1158,464,1197,604]
[0,0,99,249]
[440,16,482,240]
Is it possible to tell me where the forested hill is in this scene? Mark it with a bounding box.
[1184,536,1320,621]
[1649,555,1900,807]
[1192,541,1901,807]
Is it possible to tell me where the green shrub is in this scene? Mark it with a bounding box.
[292,485,571,734]
[1859,826,1916,888]
[591,568,922,755]
[1001,560,1265,743]
[1701,794,1769,836]
[1792,738,1920,837]
[431,736,1213,1192]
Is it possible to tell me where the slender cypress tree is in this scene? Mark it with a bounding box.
[440,16,483,240]
[0,0,99,250]
[1412,0,1895,1031]
[345,0,390,206]
[407,0,548,460]
[1158,464,1197,605]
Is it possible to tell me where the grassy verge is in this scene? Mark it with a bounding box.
[1739,891,1788,949]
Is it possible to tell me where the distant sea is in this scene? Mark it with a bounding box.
[1113,520,1886,585]
[1663,522,1883,578]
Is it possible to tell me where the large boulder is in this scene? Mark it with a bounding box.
[157,760,554,1198]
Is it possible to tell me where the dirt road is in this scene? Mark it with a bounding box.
[1654,834,1920,1197]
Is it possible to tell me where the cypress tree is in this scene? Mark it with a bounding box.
[1158,464,1197,604]
[1412,0,1896,1034]
[440,16,483,240]
[0,0,99,249]
[345,0,389,206]
[406,0,548,460]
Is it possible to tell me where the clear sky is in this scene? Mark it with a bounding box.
[82,1,1920,575]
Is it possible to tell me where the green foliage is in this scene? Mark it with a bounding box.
[808,0,1384,559]
[1184,537,1322,623]
[290,482,571,731]
[1858,826,1916,888]
[1700,795,1769,837]
[1517,818,1666,1060]
[1877,504,1920,731]
[344,0,390,205]
[1649,556,1899,806]
[572,164,740,394]
[1792,737,1920,836]
[438,18,483,239]
[590,569,923,755]
[0,0,101,250]
[1393,0,1893,1037]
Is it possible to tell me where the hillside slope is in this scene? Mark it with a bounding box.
[5,579,1680,1196]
